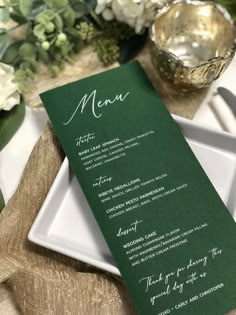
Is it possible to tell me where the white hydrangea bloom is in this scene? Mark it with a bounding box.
[95,0,168,33]
[0,63,20,111]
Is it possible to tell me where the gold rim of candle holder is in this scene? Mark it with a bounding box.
[149,0,236,90]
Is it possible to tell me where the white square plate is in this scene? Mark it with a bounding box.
[28,115,236,276]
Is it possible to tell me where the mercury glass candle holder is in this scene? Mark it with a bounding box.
[149,0,236,90]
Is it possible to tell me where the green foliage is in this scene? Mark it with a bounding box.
[48,0,68,9]
[216,0,236,20]
[19,42,36,59]
[0,189,4,213]
[0,0,233,91]
[1,41,24,64]
[19,0,31,16]
[93,38,119,66]
[0,31,8,59]
[0,8,10,23]
[0,0,146,91]
[33,24,46,41]
[14,59,37,91]
[0,99,25,151]
[101,20,134,41]
[78,19,137,65]
[63,7,75,27]
[10,11,27,24]
[77,21,98,41]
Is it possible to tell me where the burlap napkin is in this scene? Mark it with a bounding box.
[0,121,138,315]
[1,46,230,315]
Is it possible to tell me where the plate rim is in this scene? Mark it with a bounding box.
[28,115,236,276]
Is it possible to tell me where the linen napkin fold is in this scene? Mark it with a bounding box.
[0,123,136,315]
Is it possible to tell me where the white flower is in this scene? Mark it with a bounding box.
[96,0,168,33]
[0,63,20,111]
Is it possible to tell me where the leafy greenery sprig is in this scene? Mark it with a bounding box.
[216,0,236,20]
[0,0,140,92]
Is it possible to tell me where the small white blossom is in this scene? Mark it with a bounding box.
[0,63,20,111]
[96,0,168,33]
[102,8,114,20]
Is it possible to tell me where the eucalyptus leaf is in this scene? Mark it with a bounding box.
[0,100,25,151]
[65,27,81,38]
[0,32,9,59]
[63,7,76,27]
[30,4,47,17]
[37,46,49,63]
[70,1,86,18]
[33,24,45,41]
[54,14,63,30]
[85,0,96,13]
[32,0,47,6]
[1,40,25,65]
[0,189,5,213]
[48,0,68,9]
[0,27,6,34]
[31,0,47,16]
[0,8,10,23]
[10,11,28,24]
[19,0,31,16]
[118,31,148,64]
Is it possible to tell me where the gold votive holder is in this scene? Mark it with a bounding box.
[149,0,236,90]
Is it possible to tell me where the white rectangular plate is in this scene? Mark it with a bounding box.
[28,115,236,276]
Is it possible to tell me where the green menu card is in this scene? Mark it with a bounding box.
[40,62,236,315]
